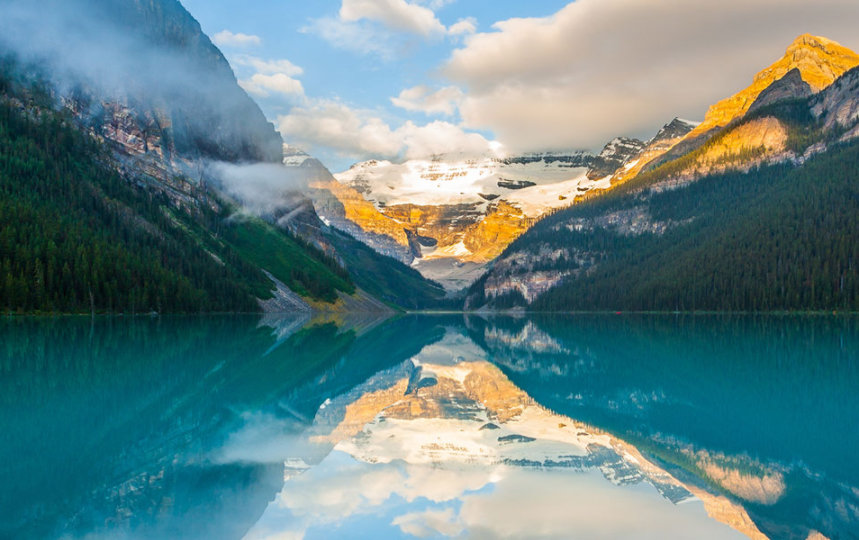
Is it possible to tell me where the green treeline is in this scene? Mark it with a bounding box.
[0,94,354,313]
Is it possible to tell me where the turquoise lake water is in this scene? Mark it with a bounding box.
[1,314,857,539]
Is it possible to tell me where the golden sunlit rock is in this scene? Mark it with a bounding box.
[609,34,858,191]
[688,34,859,139]
[310,179,410,246]
[695,116,788,167]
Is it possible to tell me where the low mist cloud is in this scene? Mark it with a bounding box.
[0,0,281,163]
[208,161,316,216]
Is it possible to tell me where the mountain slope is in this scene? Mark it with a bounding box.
[686,34,859,140]
[617,35,859,186]
[1,0,283,166]
[467,41,859,312]
[532,142,858,311]
[467,70,859,311]
[0,0,452,312]
[0,92,356,313]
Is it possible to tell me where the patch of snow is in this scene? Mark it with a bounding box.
[335,156,592,216]
[424,240,472,260]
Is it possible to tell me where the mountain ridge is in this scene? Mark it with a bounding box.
[465,39,859,311]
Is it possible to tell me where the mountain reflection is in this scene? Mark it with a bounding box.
[1,314,856,539]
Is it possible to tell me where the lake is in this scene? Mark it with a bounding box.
[1,314,857,539]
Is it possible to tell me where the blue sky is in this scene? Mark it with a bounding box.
[181,0,570,170]
[181,0,859,172]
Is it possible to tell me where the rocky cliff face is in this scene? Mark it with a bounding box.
[587,137,646,180]
[811,65,859,139]
[4,0,283,186]
[747,68,813,113]
[601,117,698,187]
[91,0,284,165]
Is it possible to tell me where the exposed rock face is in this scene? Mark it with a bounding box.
[608,118,698,185]
[92,0,283,164]
[7,0,284,210]
[687,34,859,140]
[689,116,789,172]
[811,65,859,136]
[587,137,646,180]
[484,270,568,304]
[748,68,813,113]
[463,201,535,262]
[258,271,312,313]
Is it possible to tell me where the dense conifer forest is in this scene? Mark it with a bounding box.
[523,140,859,311]
[0,92,356,313]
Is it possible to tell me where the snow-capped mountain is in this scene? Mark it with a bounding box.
[309,139,687,287]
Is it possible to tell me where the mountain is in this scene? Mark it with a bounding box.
[0,0,448,313]
[3,0,283,177]
[687,34,859,140]
[465,36,859,311]
[311,128,697,289]
[648,34,859,170]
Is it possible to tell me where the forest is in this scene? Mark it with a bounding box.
[0,90,355,313]
[523,140,859,311]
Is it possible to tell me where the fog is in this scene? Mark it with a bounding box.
[0,0,282,163]
[208,160,319,218]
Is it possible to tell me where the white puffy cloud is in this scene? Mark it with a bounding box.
[391,85,464,116]
[231,55,303,77]
[277,100,498,164]
[278,101,402,159]
[231,55,305,99]
[212,29,261,48]
[305,0,463,58]
[339,0,446,37]
[447,17,476,37]
[399,120,495,159]
[240,73,304,98]
[444,0,859,152]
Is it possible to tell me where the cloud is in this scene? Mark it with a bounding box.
[231,55,305,99]
[448,18,476,37]
[391,85,464,116]
[305,0,459,59]
[277,100,497,164]
[391,508,463,538]
[208,162,319,215]
[444,0,859,152]
[339,0,446,37]
[240,73,304,98]
[303,17,395,60]
[212,29,262,48]
[231,55,303,77]
[414,0,457,9]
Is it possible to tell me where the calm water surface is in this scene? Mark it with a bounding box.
[1,314,857,539]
